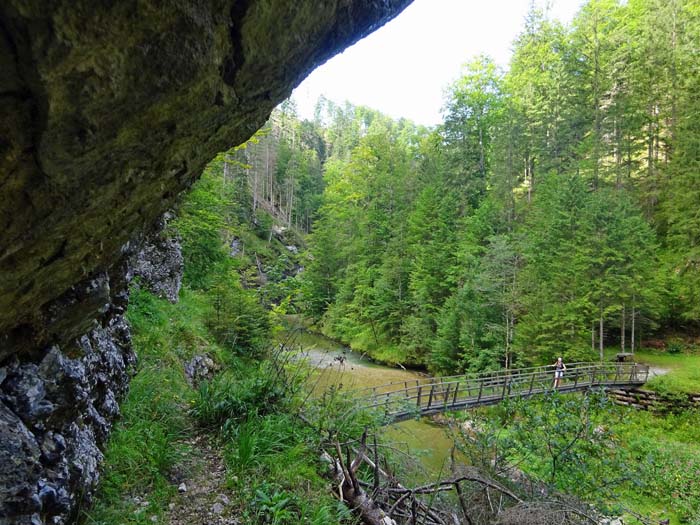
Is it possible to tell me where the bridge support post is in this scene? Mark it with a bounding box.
[443,385,452,410]
[427,385,435,409]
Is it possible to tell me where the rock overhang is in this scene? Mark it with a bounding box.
[0,0,413,358]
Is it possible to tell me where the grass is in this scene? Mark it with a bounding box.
[191,361,354,524]
[636,351,700,395]
[603,346,700,395]
[470,393,700,525]
[611,407,700,525]
[82,288,211,524]
[83,285,354,525]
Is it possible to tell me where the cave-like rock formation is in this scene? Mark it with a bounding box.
[0,1,411,522]
[0,0,411,358]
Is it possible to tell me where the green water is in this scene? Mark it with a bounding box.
[290,329,460,476]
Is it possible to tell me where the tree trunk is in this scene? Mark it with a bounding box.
[599,310,604,361]
[631,297,636,355]
[322,450,397,525]
[621,304,626,352]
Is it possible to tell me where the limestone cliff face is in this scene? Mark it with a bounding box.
[0,0,411,357]
[0,1,411,522]
[1,217,180,524]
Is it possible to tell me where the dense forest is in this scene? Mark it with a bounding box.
[85,2,700,523]
[245,0,700,373]
[170,1,700,373]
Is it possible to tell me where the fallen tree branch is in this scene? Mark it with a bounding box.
[386,473,522,504]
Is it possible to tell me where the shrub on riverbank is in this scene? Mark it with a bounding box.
[457,392,700,525]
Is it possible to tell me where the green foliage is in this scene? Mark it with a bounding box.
[207,269,270,353]
[191,367,285,429]
[613,408,700,524]
[302,0,699,372]
[517,175,660,362]
[83,288,212,523]
[456,392,700,523]
[628,348,700,394]
[204,363,354,525]
[488,391,629,500]
[86,121,332,523]
[460,394,700,523]
[174,163,233,290]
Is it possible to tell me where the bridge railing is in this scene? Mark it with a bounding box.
[352,361,598,397]
[349,362,649,422]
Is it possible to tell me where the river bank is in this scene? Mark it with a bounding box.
[286,327,463,477]
[288,324,699,525]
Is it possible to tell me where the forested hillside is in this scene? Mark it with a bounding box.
[292,0,700,372]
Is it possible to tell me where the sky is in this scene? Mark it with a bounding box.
[292,0,585,126]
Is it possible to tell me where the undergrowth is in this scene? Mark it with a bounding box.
[189,357,357,524]
[82,284,355,524]
[463,392,700,525]
[82,288,211,524]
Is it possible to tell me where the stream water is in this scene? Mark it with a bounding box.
[291,329,460,476]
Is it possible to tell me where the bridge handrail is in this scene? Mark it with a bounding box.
[328,361,649,425]
[350,362,649,402]
[350,361,645,396]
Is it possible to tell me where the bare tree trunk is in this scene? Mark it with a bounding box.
[631,297,636,355]
[504,311,510,370]
[599,309,604,361]
[478,122,485,179]
[265,142,271,206]
[322,446,397,525]
[223,159,230,191]
[621,304,626,352]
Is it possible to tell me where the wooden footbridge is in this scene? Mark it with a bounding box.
[350,362,649,423]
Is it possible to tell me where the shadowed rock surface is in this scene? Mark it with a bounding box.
[0,1,412,522]
[0,0,411,358]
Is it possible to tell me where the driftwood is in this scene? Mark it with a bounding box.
[323,430,530,525]
[322,446,397,525]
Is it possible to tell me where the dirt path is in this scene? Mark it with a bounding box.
[646,365,671,378]
[166,434,240,525]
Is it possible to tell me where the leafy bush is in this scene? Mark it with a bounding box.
[191,368,285,428]
[207,270,270,353]
[667,340,683,354]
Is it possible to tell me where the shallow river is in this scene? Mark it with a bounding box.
[292,329,459,476]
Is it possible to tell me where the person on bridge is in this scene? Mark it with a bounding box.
[553,357,566,389]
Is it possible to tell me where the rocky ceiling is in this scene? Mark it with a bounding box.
[0,0,412,359]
